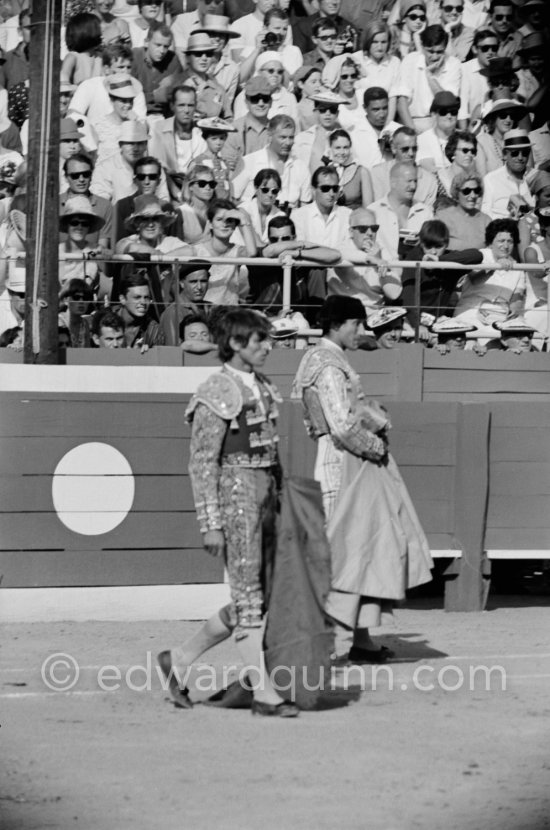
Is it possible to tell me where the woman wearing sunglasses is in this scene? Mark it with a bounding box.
[353,22,401,124]
[476,98,527,177]
[233,54,299,124]
[59,195,108,297]
[177,164,218,245]
[240,168,285,245]
[436,170,491,250]
[389,0,427,59]
[321,55,364,132]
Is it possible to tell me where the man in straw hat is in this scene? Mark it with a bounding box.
[91,119,169,203]
[191,15,240,115]
[430,317,477,353]
[292,295,432,665]
[292,88,346,173]
[487,315,537,352]
[481,128,535,219]
[180,32,226,118]
[170,0,225,56]
[94,74,145,162]
[69,43,147,123]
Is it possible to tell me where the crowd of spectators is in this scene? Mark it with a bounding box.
[0,0,548,355]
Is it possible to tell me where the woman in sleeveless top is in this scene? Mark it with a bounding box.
[328,129,373,209]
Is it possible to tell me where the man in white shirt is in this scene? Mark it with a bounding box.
[91,120,169,203]
[69,43,147,123]
[368,161,433,261]
[396,24,462,132]
[482,129,535,219]
[331,207,402,311]
[370,126,438,207]
[230,0,288,61]
[291,164,350,306]
[148,84,207,177]
[457,28,498,128]
[416,90,460,175]
[291,165,351,249]
[231,114,312,207]
[350,87,394,171]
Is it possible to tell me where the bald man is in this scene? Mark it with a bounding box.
[330,207,402,311]
[367,162,433,261]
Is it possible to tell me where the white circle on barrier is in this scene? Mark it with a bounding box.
[52,443,135,535]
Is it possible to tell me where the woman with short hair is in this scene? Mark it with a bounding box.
[436,170,491,250]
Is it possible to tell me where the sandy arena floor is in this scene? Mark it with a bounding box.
[1,595,550,830]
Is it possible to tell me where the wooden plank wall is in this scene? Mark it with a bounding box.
[0,391,223,587]
[0,389,460,588]
[485,403,550,551]
[2,346,550,590]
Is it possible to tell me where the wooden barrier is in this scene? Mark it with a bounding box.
[1,349,550,611]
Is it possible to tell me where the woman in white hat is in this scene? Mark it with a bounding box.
[115,194,192,303]
[321,55,365,133]
[58,195,108,297]
[115,194,189,257]
[233,53,299,123]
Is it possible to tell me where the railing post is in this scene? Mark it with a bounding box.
[282,258,293,314]
[414,261,422,343]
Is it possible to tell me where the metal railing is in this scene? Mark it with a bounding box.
[2,250,550,346]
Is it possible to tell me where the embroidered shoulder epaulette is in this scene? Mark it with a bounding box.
[291,346,351,398]
[185,372,243,423]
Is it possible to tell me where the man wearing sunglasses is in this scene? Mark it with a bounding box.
[458,28,499,129]
[292,0,358,56]
[291,165,350,310]
[112,155,183,244]
[416,90,460,177]
[61,153,112,253]
[331,207,402,313]
[293,89,344,173]
[302,18,338,70]
[370,126,439,207]
[221,76,272,172]
[481,128,535,219]
[487,0,522,60]
[396,24,461,133]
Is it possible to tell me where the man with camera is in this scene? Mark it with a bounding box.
[238,8,303,81]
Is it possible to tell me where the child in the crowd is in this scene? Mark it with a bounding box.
[180,313,216,354]
[193,117,237,200]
